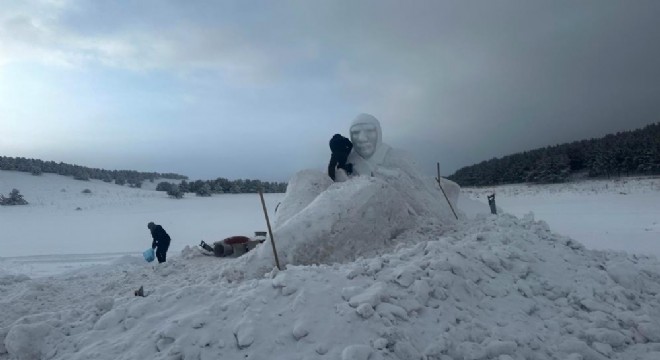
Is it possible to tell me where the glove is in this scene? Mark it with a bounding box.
[343,163,353,175]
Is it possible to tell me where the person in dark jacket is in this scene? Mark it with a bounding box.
[328,134,353,181]
[148,222,171,263]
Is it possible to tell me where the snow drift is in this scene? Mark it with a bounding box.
[2,213,660,360]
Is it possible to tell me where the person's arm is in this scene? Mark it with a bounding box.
[342,138,353,174]
[328,153,338,180]
[151,231,157,249]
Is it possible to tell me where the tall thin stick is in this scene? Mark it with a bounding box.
[259,189,281,270]
[435,162,458,220]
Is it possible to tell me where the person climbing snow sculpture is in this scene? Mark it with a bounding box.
[327,133,353,181]
[148,222,171,263]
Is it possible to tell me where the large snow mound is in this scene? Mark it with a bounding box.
[2,214,660,360]
[239,169,459,278]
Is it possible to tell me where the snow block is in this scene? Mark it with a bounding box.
[348,282,388,308]
[5,322,64,360]
[558,339,608,360]
[271,169,334,229]
[233,320,255,349]
[485,340,517,358]
[94,308,127,330]
[292,320,309,340]
[341,344,372,360]
[637,322,660,342]
[356,303,375,319]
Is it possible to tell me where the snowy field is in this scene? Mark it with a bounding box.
[1,170,660,360]
[0,170,283,276]
[463,177,660,259]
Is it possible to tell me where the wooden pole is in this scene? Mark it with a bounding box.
[435,162,459,220]
[258,189,281,270]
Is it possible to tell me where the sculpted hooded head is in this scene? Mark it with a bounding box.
[350,113,382,160]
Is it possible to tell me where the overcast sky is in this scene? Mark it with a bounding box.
[1,0,659,182]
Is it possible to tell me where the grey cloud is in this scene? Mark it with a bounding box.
[1,1,311,82]
[3,0,659,179]
[291,1,660,173]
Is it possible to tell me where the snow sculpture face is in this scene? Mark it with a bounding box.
[350,114,381,159]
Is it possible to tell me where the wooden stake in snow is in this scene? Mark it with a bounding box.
[435,162,459,220]
[258,189,281,270]
[487,193,497,215]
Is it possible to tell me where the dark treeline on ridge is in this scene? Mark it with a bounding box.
[0,156,287,193]
[155,178,286,198]
[0,156,187,187]
[448,122,660,187]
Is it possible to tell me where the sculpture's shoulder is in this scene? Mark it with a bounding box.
[382,146,408,163]
[382,147,421,173]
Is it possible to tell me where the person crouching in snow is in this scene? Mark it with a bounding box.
[148,222,171,263]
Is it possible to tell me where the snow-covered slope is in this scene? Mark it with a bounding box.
[1,171,660,359]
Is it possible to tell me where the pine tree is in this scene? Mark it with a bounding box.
[0,189,28,205]
[167,186,184,199]
[156,182,175,192]
[195,183,212,197]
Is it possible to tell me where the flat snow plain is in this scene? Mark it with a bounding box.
[464,177,660,259]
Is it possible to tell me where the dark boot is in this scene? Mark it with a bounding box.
[156,249,167,263]
[200,241,214,252]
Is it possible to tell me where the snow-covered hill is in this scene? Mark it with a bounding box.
[1,171,660,360]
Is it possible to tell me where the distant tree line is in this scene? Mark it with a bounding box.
[157,178,287,198]
[0,156,288,196]
[448,122,660,186]
[0,156,187,187]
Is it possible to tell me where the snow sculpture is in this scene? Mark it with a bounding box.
[242,113,461,277]
[345,113,460,217]
[347,113,391,177]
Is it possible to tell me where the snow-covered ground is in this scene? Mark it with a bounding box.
[0,170,283,258]
[1,170,660,360]
[463,177,660,259]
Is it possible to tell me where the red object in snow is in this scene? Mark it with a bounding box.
[223,236,251,245]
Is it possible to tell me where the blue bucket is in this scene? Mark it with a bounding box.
[143,248,155,263]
